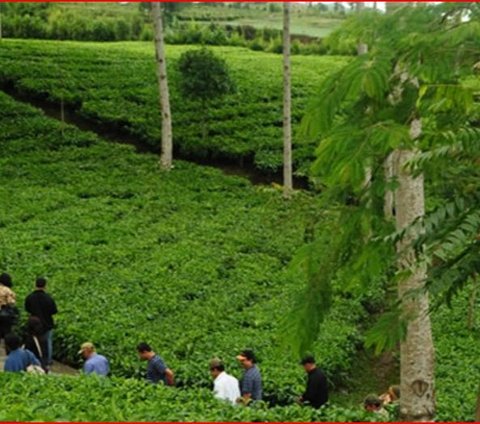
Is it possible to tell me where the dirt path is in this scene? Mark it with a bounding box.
[0,84,309,189]
[0,344,78,375]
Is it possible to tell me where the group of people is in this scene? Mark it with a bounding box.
[1,272,400,413]
[0,274,57,373]
[78,343,329,409]
[1,273,331,409]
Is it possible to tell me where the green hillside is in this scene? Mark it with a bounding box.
[0,91,366,405]
[0,39,348,174]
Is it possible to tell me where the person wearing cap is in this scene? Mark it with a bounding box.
[236,349,262,403]
[209,358,241,405]
[298,355,328,409]
[78,342,109,376]
[137,342,175,386]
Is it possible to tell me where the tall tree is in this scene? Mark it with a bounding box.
[283,2,293,198]
[152,2,173,171]
[394,121,434,420]
[288,4,480,420]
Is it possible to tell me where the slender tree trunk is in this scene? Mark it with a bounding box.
[283,2,293,198]
[394,119,435,421]
[152,2,173,171]
[356,2,368,55]
[384,152,395,219]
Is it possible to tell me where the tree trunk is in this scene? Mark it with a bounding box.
[283,2,293,198]
[384,151,395,219]
[394,120,435,421]
[356,2,368,55]
[152,2,173,171]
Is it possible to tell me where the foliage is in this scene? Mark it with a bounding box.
[0,40,348,173]
[0,373,384,422]
[177,48,235,104]
[290,2,480,354]
[0,2,340,53]
[0,92,365,405]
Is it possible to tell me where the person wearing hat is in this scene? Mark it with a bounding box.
[236,349,262,403]
[298,355,328,409]
[209,358,241,405]
[78,342,109,376]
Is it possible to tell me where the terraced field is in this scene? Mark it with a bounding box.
[0,40,348,174]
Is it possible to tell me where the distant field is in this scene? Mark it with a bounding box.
[177,3,343,38]
[0,40,349,173]
[55,2,343,38]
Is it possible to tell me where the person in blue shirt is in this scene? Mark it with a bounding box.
[4,333,41,372]
[137,342,175,386]
[78,342,110,376]
[236,349,262,404]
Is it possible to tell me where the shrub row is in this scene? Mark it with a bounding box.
[0,92,365,405]
[0,40,349,173]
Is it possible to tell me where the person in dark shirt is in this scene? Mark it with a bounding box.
[23,316,49,372]
[137,342,175,386]
[24,277,57,365]
[298,355,328,409]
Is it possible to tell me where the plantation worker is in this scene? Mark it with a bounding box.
[137,342,175,386]
[297,355,329,409]
[364,394,389,418]
[0,273,18,344]
[78,342,110,376]
[236,349,262,404]
[25,277,58,365]
[209,358,241,405]
[4,333,41,372]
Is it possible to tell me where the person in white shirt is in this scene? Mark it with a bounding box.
[209,358,241,405]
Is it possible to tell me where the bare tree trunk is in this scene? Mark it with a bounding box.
[283,2,293,198]
[152,2,173,171]
[356,2,368,55]
[394,119,435,421]
[384,151,395,219]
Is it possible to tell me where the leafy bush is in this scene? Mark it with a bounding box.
[0,373,382,422]
[177,48,235,104]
